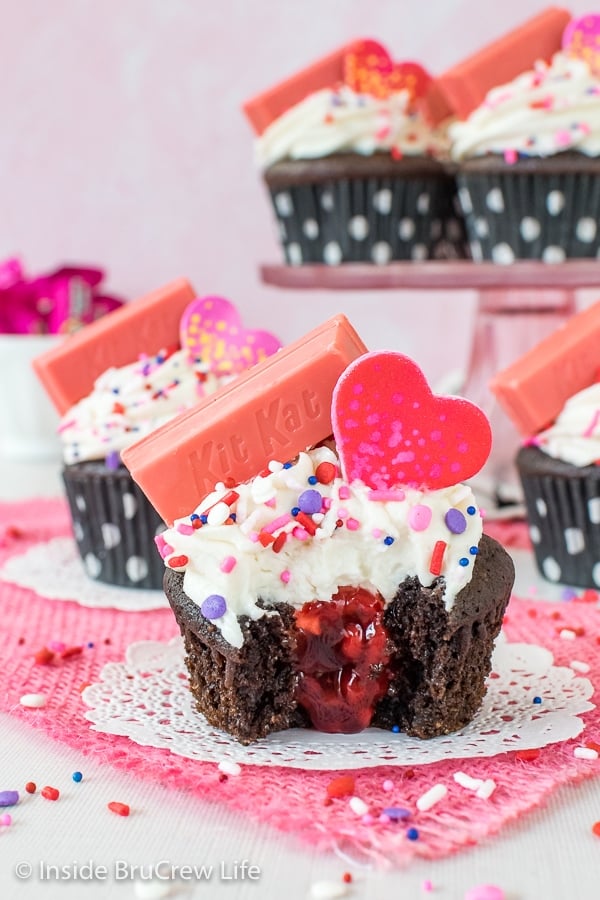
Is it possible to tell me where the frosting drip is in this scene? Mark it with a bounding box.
[158,446,483,648]
[450,52,600,161]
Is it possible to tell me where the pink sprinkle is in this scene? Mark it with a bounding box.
[249,531,260,543]
[263,513,293,534]
[422,881,433,893]
[372,528,383,539]
[219,556,237,574]
[555,129,572,147]
[503,148,518,164]
[382,779,394,792]
[264,498,276,508]
[48,641,66,653]
[176,524,195,535]
[322,497,332,510]
[378,813,391,823]
[0,814,11,827]
[367,489,406,502]
[408,504,432,532]
[346,518,360,531]
[464,886,505,900]
[361,813,375,825]
[280,570,291,584]
[583,408,600,438]
[292,527,309,541]
[337,508,348,519]
[338,486,351,500]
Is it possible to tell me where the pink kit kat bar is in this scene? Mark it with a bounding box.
[33,278,196,415]
[490,299,600,436]
[122,314,368,525]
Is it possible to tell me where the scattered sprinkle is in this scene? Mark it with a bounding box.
[592,821,600,837]
[570,660,591,673]
[532,696,542,704]
[0,791,19,807]
[416,783,447,811]
[422,880,434,893]
[0,813,12,826]
[24,782,36,794]
[464,885,505,900]
[326,775,355,799]
[559,628,577,640]
[19,693,47,709]
[406,827,419,841]
[72,771,83,783]
[382,806,411,821]
[41,786,59,801]
[349,796,369,816]
[453,771,483,791]
[476,779,497,800]
[201,594,227,620]
[107,801,130,816]
[515,749,541,761]
[218,760,241,777]
[574,747,598,760]
[382,779,394,792]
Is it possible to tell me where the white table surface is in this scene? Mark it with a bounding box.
[1,455,600,900]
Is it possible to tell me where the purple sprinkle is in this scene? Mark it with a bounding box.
[105,450,121,471]
[445,508,467,534]
[297,489,322,515]
[0,791,19,807]
[201,594,227,620]
[382,806,411,821]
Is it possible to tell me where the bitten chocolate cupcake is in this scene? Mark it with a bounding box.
[125,341,514,744]
[245,40,467,265]
[449,14,600,262]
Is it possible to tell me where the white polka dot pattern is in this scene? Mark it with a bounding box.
[373,188,392,214]
[274,192,293,216]
[323,241,342,265]
[564,527,585,555]
[529,524,541,544]
[101,523,121,549]
[588,497,600,524]
[542,556,561,582]
[348,215,369,240]
[520,217,541,242]
[303,218,319,239]
[123,493,137,520]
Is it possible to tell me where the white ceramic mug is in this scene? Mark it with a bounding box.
[0,333,64,461]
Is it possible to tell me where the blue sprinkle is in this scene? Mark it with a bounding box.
[466,505,477,516]
[229,513,236,522]
[190,514,200,521]
[307,475,318,485]
[469,546,479,555]
[406,827,419,841]
[200,515,208,524]
[111,387,120,394]
[87,642,94,648]
[391,725,400,734]
[384,536,394,546]
[283,462,292,469]
[291,507,300,516]
[72,771,83,783]
[459,558,470,567]
[383,806,411,821]
[533,696,542,704]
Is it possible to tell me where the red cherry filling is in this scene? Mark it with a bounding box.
[294,586,390,733]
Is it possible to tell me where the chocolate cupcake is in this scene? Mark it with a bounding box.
[245,40,467,265]
[450,31,600,263]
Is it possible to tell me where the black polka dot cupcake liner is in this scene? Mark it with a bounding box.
[456,167,600,262]
[516,445,600,589]
[62,461,166,590]
[266,174,468,265]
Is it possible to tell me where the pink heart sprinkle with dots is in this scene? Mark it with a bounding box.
[179,296,281,374]
[331,351,491,490]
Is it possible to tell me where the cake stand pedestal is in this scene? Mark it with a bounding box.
[260,260,600,512]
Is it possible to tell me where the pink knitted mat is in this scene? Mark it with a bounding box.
[1,498,599,867]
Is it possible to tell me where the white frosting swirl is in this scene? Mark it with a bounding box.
[450,52,600,161]
[159,446,483,648]
[59,348,231,465]
[534,382,600,467]
[256,86,449,169]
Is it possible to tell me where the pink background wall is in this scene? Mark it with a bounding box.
[0,0,594,389]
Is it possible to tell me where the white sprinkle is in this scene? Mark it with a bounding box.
[475,779,497,799]
[349,796,369,816]
[19,693,47,709]
[218,760,241,776]
[207,502,231,526]
[453,771,484,791]
[416,783,448,811]
[574,747,598,760]
[308,881,348,900]
[559,628,577,640]
[268,460,284,472]
[570,660,591,673]
[133,880,171,899]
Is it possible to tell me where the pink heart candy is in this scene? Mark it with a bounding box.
[179,296,281,373]
[331,351,491,490]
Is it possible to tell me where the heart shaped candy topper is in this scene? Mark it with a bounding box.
[331,352,491,491]
[343,40,432,103]
[562,14,600,76]
[179,296,282,374]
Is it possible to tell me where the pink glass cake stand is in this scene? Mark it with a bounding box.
[260,260,600,511]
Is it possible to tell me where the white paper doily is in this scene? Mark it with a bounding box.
[82,636,594,770]
[0,537,167,611]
